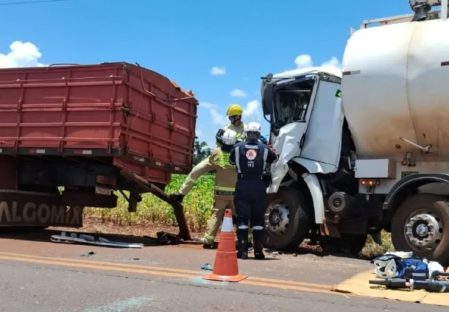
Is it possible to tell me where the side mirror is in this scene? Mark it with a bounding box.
[262,83,274,116]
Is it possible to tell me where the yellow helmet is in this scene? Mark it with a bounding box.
[226,104,243,117]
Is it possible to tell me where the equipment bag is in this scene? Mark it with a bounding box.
[373,254,428,280]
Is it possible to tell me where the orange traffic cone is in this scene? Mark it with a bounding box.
[203,208,247,282]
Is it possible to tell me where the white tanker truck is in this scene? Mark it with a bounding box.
[261,0,449,264]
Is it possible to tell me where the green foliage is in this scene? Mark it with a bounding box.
[361,231,394,258]
[85,174,215,232]
[86,172,395,257]
[193,136,212,165]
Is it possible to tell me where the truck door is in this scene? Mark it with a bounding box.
[266,75,318,193]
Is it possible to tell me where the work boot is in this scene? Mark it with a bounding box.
[253,228,265,260]
[237,229,249,260]
[235,241,253,250]
[237,250,248,259]
[202,241,217,249]
[201,237,217,249]
[254,250,265,260]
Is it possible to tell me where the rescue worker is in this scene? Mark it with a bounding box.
[230,122,277,260]
[170,129,239,249]
[217,104,245,143]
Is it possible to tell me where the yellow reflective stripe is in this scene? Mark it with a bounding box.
[215,186,235,192]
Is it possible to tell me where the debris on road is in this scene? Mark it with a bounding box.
[200,263,213,271]
[50,231,144,248]
[156,231,181,245]
[80,251,96,257]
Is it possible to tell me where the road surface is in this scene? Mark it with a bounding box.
[0,229,446,312]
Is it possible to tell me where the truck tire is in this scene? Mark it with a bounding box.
[391,194,449,265]
[264,187,310,250]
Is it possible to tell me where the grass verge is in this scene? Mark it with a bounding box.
[85,173,393,257]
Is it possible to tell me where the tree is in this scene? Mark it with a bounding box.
[193,136,211,165]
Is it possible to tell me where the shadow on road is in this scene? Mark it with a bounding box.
[267,240,376,262]
[0,228,379,262]
[0,227,202,248]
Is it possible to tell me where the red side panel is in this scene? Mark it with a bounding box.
[0,63,197,185]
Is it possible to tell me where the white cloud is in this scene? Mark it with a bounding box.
[200,101,227,125]
[296,54,341,73]
[230,88,247,97]
[278,54,342,77]
[0,41,45,68]
[205,99,262,128]
[210,66,226,76]
[199,101,216,109]
[209,108,228,126]
[320,56,341,73]
[294,54,313,68]
[243,100,262,122]
[195,129,203,137]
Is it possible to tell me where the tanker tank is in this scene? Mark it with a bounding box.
[342,18,449,160]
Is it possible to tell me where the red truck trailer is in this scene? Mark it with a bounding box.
[0,62,197,234]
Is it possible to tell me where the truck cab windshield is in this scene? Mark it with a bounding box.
[273,82,312,129]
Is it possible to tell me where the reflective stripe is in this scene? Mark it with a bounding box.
[245,144,258,149]
[252,225,264,231]
[214,186,235,192]
[238,225,249,230]
[263,147,268,171]
[214,190,234,196]
[235,146,242,174]
[221,216,234,232]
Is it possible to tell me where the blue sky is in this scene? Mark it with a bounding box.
[0,0,412,146]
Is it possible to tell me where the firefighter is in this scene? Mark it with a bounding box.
[170,129,239,248]
[230,122,277,259]
[215,104,245,143]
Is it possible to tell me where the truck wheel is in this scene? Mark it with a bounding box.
[391,194,449,265]
[264,187,310,250]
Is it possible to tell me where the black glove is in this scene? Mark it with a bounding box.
[215,128,225,144]
[262,172,272,187]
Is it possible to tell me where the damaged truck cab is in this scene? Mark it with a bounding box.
[261,0,449,265]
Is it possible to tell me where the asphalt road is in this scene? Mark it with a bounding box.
[0,229,446,312]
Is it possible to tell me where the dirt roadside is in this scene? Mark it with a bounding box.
[50,216,204,241]
[50,217,331,257]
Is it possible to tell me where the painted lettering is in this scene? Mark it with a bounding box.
[23,202,36,223]
[11,202,22,222]
[0,201,83,226]
[37,204,50,223]
[68,206,83,225]
[51,204,65,224]
[0,201,12,222]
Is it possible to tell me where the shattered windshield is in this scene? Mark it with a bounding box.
[273,80,313,129]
